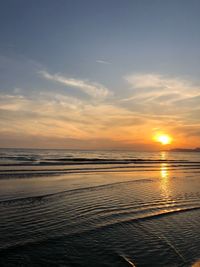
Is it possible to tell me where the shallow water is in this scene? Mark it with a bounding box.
[0,149,200,266]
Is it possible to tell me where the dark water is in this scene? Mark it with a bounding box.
[0,149,200,266]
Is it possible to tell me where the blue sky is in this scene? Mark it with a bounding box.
[0,0,200,149]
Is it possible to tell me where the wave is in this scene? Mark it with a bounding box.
[78,205,200,237]
[133,205,200,221]
[1,204,200,256]
[0,157,194,166]
[0,164,200,180]
[0,178,154,205]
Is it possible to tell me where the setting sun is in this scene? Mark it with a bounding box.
[154,134,172,145]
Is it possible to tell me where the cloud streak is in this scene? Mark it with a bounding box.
[0,71,200,149]
[40,70,110,98]
[96,59,111,65]
[124,73,199,98]
[0,91,152,145]
[121,73,200,111]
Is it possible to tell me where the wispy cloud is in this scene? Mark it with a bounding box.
[40,70,110,98]
[1,71,200,149]
[96,59,111,65]
[123,73,200,103]
[0,91,152,145]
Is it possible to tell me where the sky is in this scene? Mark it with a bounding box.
[0,0,200,150]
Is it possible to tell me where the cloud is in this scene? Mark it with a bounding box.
[0,88,199,149]
[125,73,166,89]
[0,91,151,145]
[40,70,110,98]
[117,73,200,145]
[1,71,200,149]
[121,73,200,111]
[96,59,111,65]
[124,73,199,97]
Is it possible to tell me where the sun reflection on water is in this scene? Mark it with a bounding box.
[161,163,169,179]
[160,163,171,200]
[160,151,167,160]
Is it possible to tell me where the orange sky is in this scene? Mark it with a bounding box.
[1,2,200,150]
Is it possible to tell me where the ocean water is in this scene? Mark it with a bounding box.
[0,148,200,267]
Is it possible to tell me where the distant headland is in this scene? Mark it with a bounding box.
[170,147,200,152]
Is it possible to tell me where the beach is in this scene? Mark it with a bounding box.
[0,149,200,266]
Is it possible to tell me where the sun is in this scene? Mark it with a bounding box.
[154,134,172,145]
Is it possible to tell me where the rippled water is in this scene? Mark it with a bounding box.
[0,148,200,266]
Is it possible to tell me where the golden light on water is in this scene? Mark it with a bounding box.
[160,163,169,179]
[160,163,171,199]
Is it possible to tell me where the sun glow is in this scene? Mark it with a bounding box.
[154,134,172,145]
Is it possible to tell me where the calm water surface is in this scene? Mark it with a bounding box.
[0,149,200,266]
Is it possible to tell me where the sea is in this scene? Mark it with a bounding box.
[0,148,200,267]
